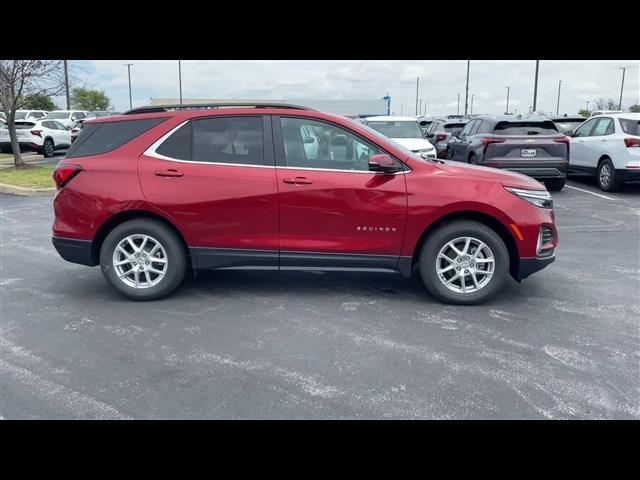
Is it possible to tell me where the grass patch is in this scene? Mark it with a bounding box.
[0,165,55,188]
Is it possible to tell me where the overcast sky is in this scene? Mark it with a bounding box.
[60,60,639,116]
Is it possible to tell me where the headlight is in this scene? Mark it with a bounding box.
[504,187,553,208]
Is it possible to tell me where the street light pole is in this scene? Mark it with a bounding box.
[457,94,460,115]
[470,94,474,114]
[415,77,420,116]
[178,60,183,105]
[505,86,510,114]
[64,60,70,110]
[124,63,133,110]
[618,67,626,110]
[556,80,563,115]
[464,60,470,115]
[418,98,422,116]
[532,60,540,112]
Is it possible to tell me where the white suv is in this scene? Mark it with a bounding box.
[0,119,72,157]
[14,110,48,122]
[41,110,91,128]
[361,116,437,159]
[568,113,640,191]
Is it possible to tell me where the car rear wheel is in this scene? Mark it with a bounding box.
[419,220,509,305]
[597,159,621,192]
[100,219,187,301]
[42,138,54,158]
[545,178,566,191]
[468,153,478,165]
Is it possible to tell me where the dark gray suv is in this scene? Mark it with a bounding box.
[447,115,570,191]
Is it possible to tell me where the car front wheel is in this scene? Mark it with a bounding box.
[100,218,187,300]
[545,178,566,191]
[419,220,509,305]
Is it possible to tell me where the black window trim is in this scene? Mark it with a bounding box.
[145,115,275,168]
[272,114,410,174]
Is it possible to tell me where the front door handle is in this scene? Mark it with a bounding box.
[154,169,183,177]
[282,177,312,185]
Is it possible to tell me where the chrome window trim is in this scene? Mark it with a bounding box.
[144,119,411,175]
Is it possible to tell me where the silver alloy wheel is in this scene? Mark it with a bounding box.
[45,140,53,157]
[436,236,495,294]
[112,234,168,289]
[599,163,612,189]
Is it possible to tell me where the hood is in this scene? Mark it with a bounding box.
[434,159,546,190]
[391,137,435,151]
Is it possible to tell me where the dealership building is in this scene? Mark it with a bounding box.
[149,98,390,117]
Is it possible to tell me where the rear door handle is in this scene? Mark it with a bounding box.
[154,169,183,177]
[282,177,312,185]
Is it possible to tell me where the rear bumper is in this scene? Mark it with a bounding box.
[0,141,42,151]
[516,254,555,281]
[52,236,97,266]
[484,160,568,179]
[616,168,640,182]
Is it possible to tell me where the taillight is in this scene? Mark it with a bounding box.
[71,128,79,134]
[554,135,570,155]
[53,164,82,189]
[435,134,448,143]
[624,138,640,148]
[30,129,42,138]
[481,137,505,146]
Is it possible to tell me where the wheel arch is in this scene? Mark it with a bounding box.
[411,210,520,280]
[91,209,190,267]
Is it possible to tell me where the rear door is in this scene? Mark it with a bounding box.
[138,115,280,269]
[273,115,407,271]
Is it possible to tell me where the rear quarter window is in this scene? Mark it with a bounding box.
[66,118,167,158]
[619,118,640,135]
[493,121,558,135]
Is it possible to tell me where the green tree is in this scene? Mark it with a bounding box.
[71,87,111,111]
[578,109,590,117]
[20,92,58,111]
[629,104,640,113]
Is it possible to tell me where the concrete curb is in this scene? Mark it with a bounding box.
[0,182,55,197]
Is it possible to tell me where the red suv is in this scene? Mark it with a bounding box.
[52,103,557,305]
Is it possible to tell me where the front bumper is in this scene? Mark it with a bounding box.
[516,254,555,281]
[52,236,97,266]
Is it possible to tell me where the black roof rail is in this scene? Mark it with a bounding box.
[123,102,315,115]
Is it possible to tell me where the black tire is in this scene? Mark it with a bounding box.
[42,138,54,158]
[468,153,478,165]
[100,218,187,301]
[597,158,621,192]
[419,220,509,305]
[545,178,566,191]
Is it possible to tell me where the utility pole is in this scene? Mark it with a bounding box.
[64,60,70,110]
[178,60,183,105]
[556,80,563,115]
[418,98,422,116]
[532,60,540,113]
[505,86,510,114]
[415,77,420,116]
[401,104,403,115]
[470,94,474,115]
[618,67,626,110]
[124,64,133,109]
[456,94,460,115]
[586,100,590,112]
[464,60,470,115]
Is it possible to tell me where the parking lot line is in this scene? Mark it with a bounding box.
[565,185,616,201]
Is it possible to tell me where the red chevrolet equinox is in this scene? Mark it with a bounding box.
[51,103,557,305]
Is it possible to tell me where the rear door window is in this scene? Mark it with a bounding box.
[619,118,640,135]
[66,118,167,158]
[592,117,614,136]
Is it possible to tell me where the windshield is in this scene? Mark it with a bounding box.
[554,120,585,133]
[355,121,433,163]
[14,112,27,120]
[444,123,467,133]
[366,120,423,139]
[45,112,70,119]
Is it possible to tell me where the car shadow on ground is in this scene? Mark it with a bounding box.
[567,173,640,194]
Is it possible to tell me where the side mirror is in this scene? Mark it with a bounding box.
[565,130,574,137]
[425,132,435,139]
[453,131,461,138]
[303,136,315,144]
[369,154,401,174]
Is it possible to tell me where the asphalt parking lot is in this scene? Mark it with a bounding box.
[1,176,638,419]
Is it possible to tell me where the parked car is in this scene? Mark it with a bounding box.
[566,113,640,191]
[447,115,569,191]
[549,116,587,134]
[0,119,72,157]
[41,110,91,128]
[14,110,48,122]
[590,110,624,117]
[51,102,557,305]
[424,119,469,158]
[362,116,437,159]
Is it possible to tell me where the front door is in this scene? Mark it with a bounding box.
[139,115,280,269]
[570,117,599,169]
[273,116,408,272]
